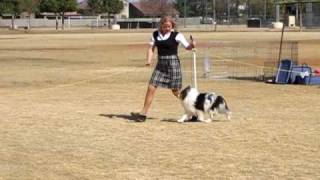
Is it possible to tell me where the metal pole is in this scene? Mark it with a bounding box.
[96,16,99,28]
[213,0,217,31]
[296,3,299,24]
[190,35,197,89]
[247,0,250,18]
[276,9,286,83]
[278,8,286,67]
[192,49,197,89]
[184,0,187,28]
[264,0,267,22]
[299,3,303,31]
[212,0,215,21]
[227,0,230,23]
[276,4,280,22]
[68,16,71,29]
[205,0,208,20]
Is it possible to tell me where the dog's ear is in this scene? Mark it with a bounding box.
[184,85,191,91]
[182,85,191,94]
[180,85,191,100]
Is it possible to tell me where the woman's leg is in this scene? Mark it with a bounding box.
[141,84,157,115]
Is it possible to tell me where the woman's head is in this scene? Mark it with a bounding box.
[159,16,176,34]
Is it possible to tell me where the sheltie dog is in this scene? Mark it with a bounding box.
[178,86,231,123]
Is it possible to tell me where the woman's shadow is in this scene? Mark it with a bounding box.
[100,113,180,123]
[99,113,156,121]
[99,113,137,121]
[100,114,225,123]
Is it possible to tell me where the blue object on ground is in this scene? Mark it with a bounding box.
[275,59,293,84]
[290,64,312,84]
[308,76,320,85]
[289,64,320,85]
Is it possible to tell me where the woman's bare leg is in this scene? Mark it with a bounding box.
[141,84,157,115]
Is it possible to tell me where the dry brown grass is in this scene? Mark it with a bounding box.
[0,30,319,179]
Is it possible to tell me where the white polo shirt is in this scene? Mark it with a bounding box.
[149,30,190,48]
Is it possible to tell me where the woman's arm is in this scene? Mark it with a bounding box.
[176,33,195,50]
[146,45,155,66]
[185,42,195,50]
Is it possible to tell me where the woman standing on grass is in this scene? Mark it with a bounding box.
[131,16,195,122]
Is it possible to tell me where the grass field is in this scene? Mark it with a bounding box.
[0,29,319,179]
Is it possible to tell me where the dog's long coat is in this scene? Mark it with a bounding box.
[178,86,231,123]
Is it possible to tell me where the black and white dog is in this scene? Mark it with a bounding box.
[178,86,231,123]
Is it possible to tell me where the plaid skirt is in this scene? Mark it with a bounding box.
[149,55,182,90]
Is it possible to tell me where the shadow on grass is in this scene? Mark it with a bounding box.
[161,116,200,123]
[161,117,229,123]
[100,114,228,123]
[99,113,156,121]
[99,113,136,121]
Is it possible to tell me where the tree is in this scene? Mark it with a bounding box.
[108,0,123,15]
[107,0,123,25]
[40,0,77,30]
[88,0,104,15]
[88,0,123,27]
[140,0,177,17]
[0,0,20,29]
[175,0,188,17]
[18,0,41,29]
[175,0,277,23]
[246,0,275,18]
[175,0,203,17]
[0,0,12,15]
[58,0,78,29]
[175,0,221,18]
[40,0,59,30]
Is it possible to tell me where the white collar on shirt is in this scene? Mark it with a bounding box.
[157,29,174,41]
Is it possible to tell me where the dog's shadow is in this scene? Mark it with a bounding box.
[161,117,200,123]
[99,113,228,123]
[161,117,229,123]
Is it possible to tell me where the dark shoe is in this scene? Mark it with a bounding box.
[130,112,147,122]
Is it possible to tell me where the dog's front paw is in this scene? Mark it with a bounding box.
[177,114,188,123]
[203,119,212,123]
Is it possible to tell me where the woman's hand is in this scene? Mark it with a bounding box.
[189,41,195,49]
[186,35,196,50]
[190,35,196,49]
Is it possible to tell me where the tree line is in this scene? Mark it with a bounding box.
[1,0,311,29]
[175,0,278,22]
[0,0,124,30]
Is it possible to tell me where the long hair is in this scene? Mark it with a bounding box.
[158,16,177,32]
